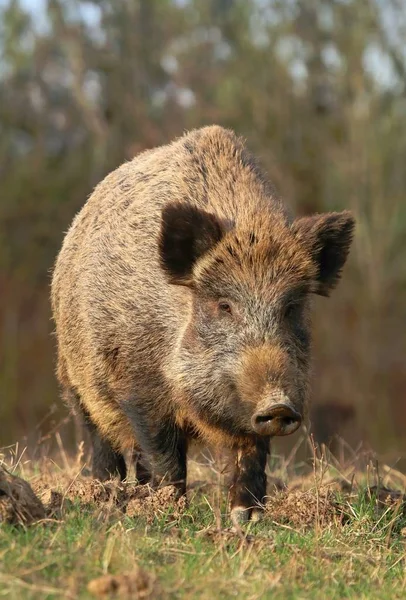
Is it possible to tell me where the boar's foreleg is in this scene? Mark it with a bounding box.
[229,437,270,524]
[132,450,152,485]
[80,406,127,481]
[122,404,187,495]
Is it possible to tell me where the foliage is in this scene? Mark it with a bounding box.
[1,0,406,453]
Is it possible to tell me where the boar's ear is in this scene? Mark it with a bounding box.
[292,211,355,296]
[159,202,225,286]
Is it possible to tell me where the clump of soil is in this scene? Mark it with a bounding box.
[265,488,340,528]
[197,526,258,547]
[36,489,68,518]
[0,465,45,525]
[33,474,125,504]
[126,485,187,523]
[87,566,156,598]
[32,475,132,518]
[33,473,187,523]
[31,470,73,495]
[64,478,127,505]
[4,456,406,533]
[1,461,188,528]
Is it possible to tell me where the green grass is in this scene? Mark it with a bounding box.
[1,483,406,599]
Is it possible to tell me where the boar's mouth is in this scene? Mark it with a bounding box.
[251,403,302,436]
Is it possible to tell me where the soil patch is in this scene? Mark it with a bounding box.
[126,485,187,523]
[33,474,187,522]
[4,464,406,532]
[265,489,341,528]
[87,566,156,598]
[0,465,45,525]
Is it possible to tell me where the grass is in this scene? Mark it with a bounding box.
[1,442,406,599]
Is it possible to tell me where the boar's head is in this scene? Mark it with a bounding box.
[159,202,354,439]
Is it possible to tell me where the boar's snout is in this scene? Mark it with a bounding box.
[251,396,302,436]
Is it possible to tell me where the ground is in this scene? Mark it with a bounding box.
[1,441,406,599]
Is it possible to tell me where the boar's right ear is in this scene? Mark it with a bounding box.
[292,210,355,296]
[159,202,225,286]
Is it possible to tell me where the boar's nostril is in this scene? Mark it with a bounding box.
[252,404,301,436]
[255,414,274,424]
[255,414,295,427]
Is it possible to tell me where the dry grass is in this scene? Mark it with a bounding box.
[1,435,406,599]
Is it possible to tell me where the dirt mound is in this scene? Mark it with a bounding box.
[31,470,73,495]
[1,463,188,526]
[0,465,45,525]
[32,474,187,522]
[126,484,187,523]
[4,459,406,532]
[265,488,340,528]
[64,478,127,505]
[33,475,130,513]
[87,566,156,598]
[37,489,67,518]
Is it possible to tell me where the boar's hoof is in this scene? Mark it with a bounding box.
[231,506,251,524]
[250,507,264,522]
[231,505,264,525]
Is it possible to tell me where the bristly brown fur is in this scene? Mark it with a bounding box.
[51,125,355,518]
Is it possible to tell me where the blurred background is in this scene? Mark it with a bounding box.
[1,0,406,463]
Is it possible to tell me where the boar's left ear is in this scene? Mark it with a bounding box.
[159,202,225,286]
[292,211,355,296]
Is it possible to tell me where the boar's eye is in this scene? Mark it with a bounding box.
[218,300,233,315]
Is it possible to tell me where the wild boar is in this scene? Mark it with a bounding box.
[51,126,354,522]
